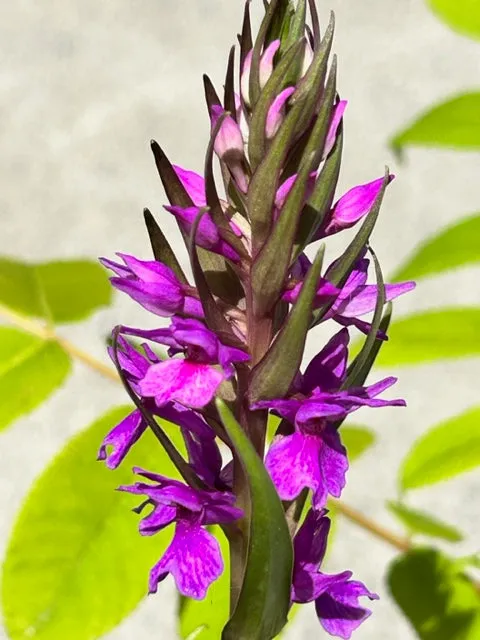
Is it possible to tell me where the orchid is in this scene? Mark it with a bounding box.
[98,2,414,638]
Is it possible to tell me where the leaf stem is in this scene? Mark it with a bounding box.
[0,303,118,382]
[332,499,411,552]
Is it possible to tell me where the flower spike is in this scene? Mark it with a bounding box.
[98,3,413,637]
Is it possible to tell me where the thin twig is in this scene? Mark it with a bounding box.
[332,499,411,552]
[0,303,118,381]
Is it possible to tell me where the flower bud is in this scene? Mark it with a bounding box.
[240,39,281,106]
[210,105,245,161]
[266,87,295,139]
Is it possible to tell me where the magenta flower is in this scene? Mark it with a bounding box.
[120,468,242,599]
[130,317,249,409]
[284,254,415,336]
[253,329,405,507]
[323,257,415,334]
[292,509,379,639]
[312,174,395,239]
[100,253,203,318]
[98,336,215,469]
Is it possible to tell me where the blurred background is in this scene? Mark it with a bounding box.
[0,0,479,638]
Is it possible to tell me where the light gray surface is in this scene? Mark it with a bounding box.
[1,1,480,638]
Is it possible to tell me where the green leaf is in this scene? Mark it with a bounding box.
[372,308,480,366]
[216,400,293,640]
[388,548,480,640]
[387,501,463,542]
[0,328,71,431]
[341,425,376,462]
[179,526,230,640]
[400,406,480,491]
[428,0,480,41]
[391,93,480,153]
[392,213,480,282]
[0,257,112,323]
[2,407,184,640]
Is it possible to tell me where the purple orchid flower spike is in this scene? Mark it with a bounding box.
[292,509,379,639]
[119,468,242,599]
[126,317,249,409]
[253,329,405,508]
[100,253,203,318]
[98,2,415,633]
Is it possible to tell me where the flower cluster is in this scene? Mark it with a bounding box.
[98,2,414,638]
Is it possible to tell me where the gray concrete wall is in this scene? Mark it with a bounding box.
[1,1,479,638]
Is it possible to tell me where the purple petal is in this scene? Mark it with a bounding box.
[266,87,295,139]
[275,171,317,212]
[337,281,416,318]
[325,175,394,236]
[99,256,132,278]
[324,100,348,158]
[217,344,250,376]
[296,398,349,424]
[294,569,353,605]
[171,318,219,361]
[149,521,223,599]
[265,430,347,508]
[97,409,147,469]
[251,398,301,424]
[203,500,244,525]
[139,504,177,535]
[303,329,350,394]
[182,428,223,487]
[183,295,205,318]
[173,165,206,206]
[165,205,220,245]
[316,426,349,508]
[259,39,280,87]
[315,580,379,639]
[140,360,225,409]
[117,253,178,283]
[158,403,215,439]
[210,104,244,159]
[240,50,253,105]
[110,278,184,317]
[293,508,331,568]
[266,433,323,503]
[165,205,240,262]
